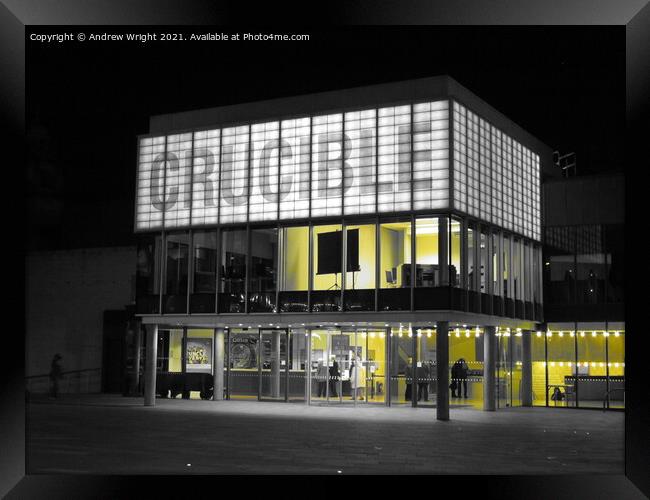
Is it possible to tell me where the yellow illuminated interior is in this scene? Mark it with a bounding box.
[281,226,309,291]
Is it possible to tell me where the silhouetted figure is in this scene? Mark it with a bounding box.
[450,358,469,398]
[417,362,429,401]
[316,360,328,397]
[405,357,413,401]
[49,354,63,399]
[328,357,340,398]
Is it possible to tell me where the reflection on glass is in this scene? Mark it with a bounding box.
[344,223,376,311]
[287,330,308,402]
[136,235,162,314]
[249,228,278,313]
[260,329,286,400]
[389,326,414,405]
[191,231,217,313]
[163,233,189,313]
[279,226,309,312]
[220,229,247,313]
[229,330,258,400]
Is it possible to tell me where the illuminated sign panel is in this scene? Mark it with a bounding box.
[135,98,540,241]
[452,101,540,241]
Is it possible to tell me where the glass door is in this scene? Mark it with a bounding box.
[330,330,354,404]
[390,325,414,405]
[497,331,512,408]
[260,329,287,401]
[287,329,309,402]
[228,330,259,400]
[309,329,330,404]
[360,329,388,405]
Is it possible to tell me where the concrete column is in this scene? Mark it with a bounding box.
[521,330,533,407]
[144,324,158,406]
[213,328,225,401]
[132,324,143,395]
[436,321,449,421]
[271,330,281,399]
[483,325,497,411]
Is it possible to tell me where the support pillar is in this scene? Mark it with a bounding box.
[271,330,282,399]
[483,325,497,411]
[521,330,533,407]
[144,324,158,406]
[132,324,143,395]
[436,321,449,421]
[213,328,225,401]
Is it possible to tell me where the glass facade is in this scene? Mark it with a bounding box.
[137,218,542,317]
[144,323,624,410]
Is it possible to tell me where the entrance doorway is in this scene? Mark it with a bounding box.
[308,328,387,406]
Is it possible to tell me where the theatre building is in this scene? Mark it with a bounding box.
[132,76,623,419]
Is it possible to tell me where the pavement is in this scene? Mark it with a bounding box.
[26,394,624,475]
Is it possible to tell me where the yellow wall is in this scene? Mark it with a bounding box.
[282,226,309,291]
[168,329,183,372]
[345,225,376,289]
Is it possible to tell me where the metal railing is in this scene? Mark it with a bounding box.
[603,388,625,411]
[25,368,102,397]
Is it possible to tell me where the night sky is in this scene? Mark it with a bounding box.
[26,26,624,251]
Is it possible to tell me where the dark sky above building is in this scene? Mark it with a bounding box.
[26,26,624,250]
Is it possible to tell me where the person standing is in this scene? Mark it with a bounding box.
[417,361,429,401]
[316,360,328,397]
[49,354,63,399]
[451,358,469,398]
[328,356,340,398]
[405,357,413,401]
[350,356,366,401]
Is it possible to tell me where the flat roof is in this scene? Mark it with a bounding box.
[148,75,558,178]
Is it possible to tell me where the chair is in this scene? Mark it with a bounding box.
[564,385,576,407]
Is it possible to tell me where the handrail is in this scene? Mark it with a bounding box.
[25,367,101,380]
[603,388,625,410]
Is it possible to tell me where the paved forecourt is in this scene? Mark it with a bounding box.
[27,395,624,475]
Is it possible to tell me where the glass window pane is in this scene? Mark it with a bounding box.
[312,224,342,311]
[450,326,483,409]
[415,218,439,288]
[186,329,214,400]
[576,325,607,408]
[344,223,376,311]
[279,226,309,312]
[163,232,189,314]
[379,220,411,311]
[546,329,576,407]
[531,330,546,406]
[607,329,625,409]
[449,219,461,288]
[249,228,278,313]
[219,229,247,313]
[136,235,162,314]
[191,231,217,313]
[229,329,259,400]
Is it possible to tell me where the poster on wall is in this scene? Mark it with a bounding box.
[186,338,213,373]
